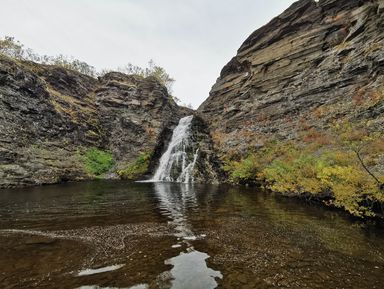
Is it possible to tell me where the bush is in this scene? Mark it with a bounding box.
[318,165,383,217]
[1,37,177,92]
[117,152,152,180]
[263,153,327,195]
[83,148,115,176]
[102,60,175,94]
[223,153,260,184]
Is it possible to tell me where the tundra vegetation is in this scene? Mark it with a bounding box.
[1,36,383,218]
[223,120,384,218]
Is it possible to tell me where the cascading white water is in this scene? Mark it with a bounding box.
[151,115,199,183]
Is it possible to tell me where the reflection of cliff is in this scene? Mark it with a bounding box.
[221,187,384,261]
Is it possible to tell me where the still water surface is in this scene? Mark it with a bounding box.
[0,181,383,288]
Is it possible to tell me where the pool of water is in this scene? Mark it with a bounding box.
[0,181,383,288]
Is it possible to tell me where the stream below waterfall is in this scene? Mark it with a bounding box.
[1,181,384,288]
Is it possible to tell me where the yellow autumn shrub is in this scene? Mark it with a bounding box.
[318,165,380,217]
[223,126,383,217]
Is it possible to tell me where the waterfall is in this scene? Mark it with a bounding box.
[151,115,199,183]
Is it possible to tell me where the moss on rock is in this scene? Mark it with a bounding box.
[117,152,152,180]
[83,147,115,176]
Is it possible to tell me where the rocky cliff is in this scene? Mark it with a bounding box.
[198,0,384,217]
[199,0,384,154]
[0,55,197,187]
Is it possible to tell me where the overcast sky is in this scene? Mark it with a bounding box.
[0,0,296,108]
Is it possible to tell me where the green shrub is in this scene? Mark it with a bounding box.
[83,148,115,176]
[117,152,152,180]
[262,152,328,195]
[223,153,260,184]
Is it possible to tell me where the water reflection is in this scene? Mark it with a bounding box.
[165,251,223,289]
[1,182,384,288]
[154,183,197,240]
[153,183,222,288]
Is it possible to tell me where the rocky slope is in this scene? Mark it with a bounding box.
[0,55,221,188]
[199,0,384,154]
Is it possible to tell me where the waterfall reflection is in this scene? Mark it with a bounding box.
[153,183,222,289]
[154,182,197,240]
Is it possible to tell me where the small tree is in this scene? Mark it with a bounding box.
[0,36,24,59]
[0,37,175,91]
[117,60,175,94]
[336,122,384,190]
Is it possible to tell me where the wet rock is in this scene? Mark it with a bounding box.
[147,114,223,183]
[190,115,224,184]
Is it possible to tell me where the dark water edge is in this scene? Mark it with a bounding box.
[1,181,384,289]
[270,190,384,227]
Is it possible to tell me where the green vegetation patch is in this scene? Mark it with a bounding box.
[83,147,115,176]
[117,152,152,180]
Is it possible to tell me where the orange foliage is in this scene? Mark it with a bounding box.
[302,129,331,145]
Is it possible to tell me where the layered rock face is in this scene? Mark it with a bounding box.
[0,56,187,187]
[199,0,384,155]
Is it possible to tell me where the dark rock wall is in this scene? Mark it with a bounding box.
[95,72,183,169]
[190,115,223,184]
[0,57,98,187]
[0,56,186,188]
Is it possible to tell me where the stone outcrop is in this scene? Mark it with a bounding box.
[199,0,384,155]
[190,115,223,183]
[95,72,185,171]
[0,56,190,187]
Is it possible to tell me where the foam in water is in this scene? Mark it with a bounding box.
[151,115,198,183]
